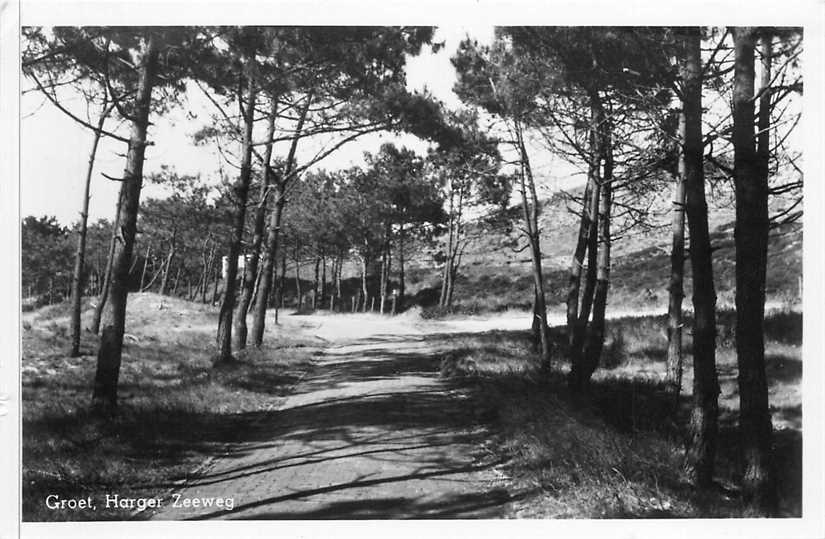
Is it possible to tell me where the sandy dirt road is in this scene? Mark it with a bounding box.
[150,311,522,520]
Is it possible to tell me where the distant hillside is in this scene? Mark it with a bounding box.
[405,185,803,314]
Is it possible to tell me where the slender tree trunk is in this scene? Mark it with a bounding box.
[249,260,262,312]
[447,260,458,306]
[583,121,613,380]
[361,254,368,311]
[312,256,320,309]
[275,248,286,323]
[211,262,220,305]
[69,101,112,356]
[440,185,456,308]
[680,28,720,489]
[250,93,311,346]
[233,100,277,350]
[202,245,214,304]
[566,124,599,352]
[234,100,277,346]
[215,67,258,364]
[733,26,776,514]
[141,257,163,292]
[138,244,151,292]
[398,223,406,307]
[295,251,302,310]
[569,97,602,380]
[159,229,177,296]
[336,254,343,299]
[439,258,450,307]
[515,119,550,367]
[667,109,688,396]
[172,264,182,296]
[92,34,158,411]
[320,253,327,308]
[379,238,388,314]
[91,186,124,335]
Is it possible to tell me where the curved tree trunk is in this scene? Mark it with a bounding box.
[92,34,158,411]
[215,67,258,364]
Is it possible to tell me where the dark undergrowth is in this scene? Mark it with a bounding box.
[22,293,318,522]
[432,308,802,518]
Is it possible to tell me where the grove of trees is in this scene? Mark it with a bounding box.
[21,26,802,516]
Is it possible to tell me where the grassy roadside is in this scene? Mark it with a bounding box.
[434,309,802,518]
[22,293,319,522]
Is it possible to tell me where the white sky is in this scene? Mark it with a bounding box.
[22,25,581,226]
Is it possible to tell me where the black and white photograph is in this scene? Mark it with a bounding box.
[3,1,825,537]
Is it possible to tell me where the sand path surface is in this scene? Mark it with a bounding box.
[151,311,521,520]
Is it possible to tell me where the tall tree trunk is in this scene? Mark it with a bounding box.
[233,99,277,350]
[200,245,212,304]
[681,28,720,489]
[515,119,551,367]
[733,26,776,513]
[335,254,342,299]
[379,239,388,314]
[440,185,456,308]
[92,34,158,411]
[447,260,458,306]
[275,247,286,323]
[250,92,311,346]
[249,259,262,312]
[211,261,220,305]
[69,101,112,356]
[361,253,368,311]
[439,258,450,308]
[569,97,603,381]
[566,103,600,352]
[172,264,182,296]
[398,223,406,307]
[666,109,688,396]
[201,244,213,304]
[312,256,320,309]
[320,253,327,308]
[91,185,124,335]
[583,120,614,380]
[215,67,258,364]
[295,250,302,309]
